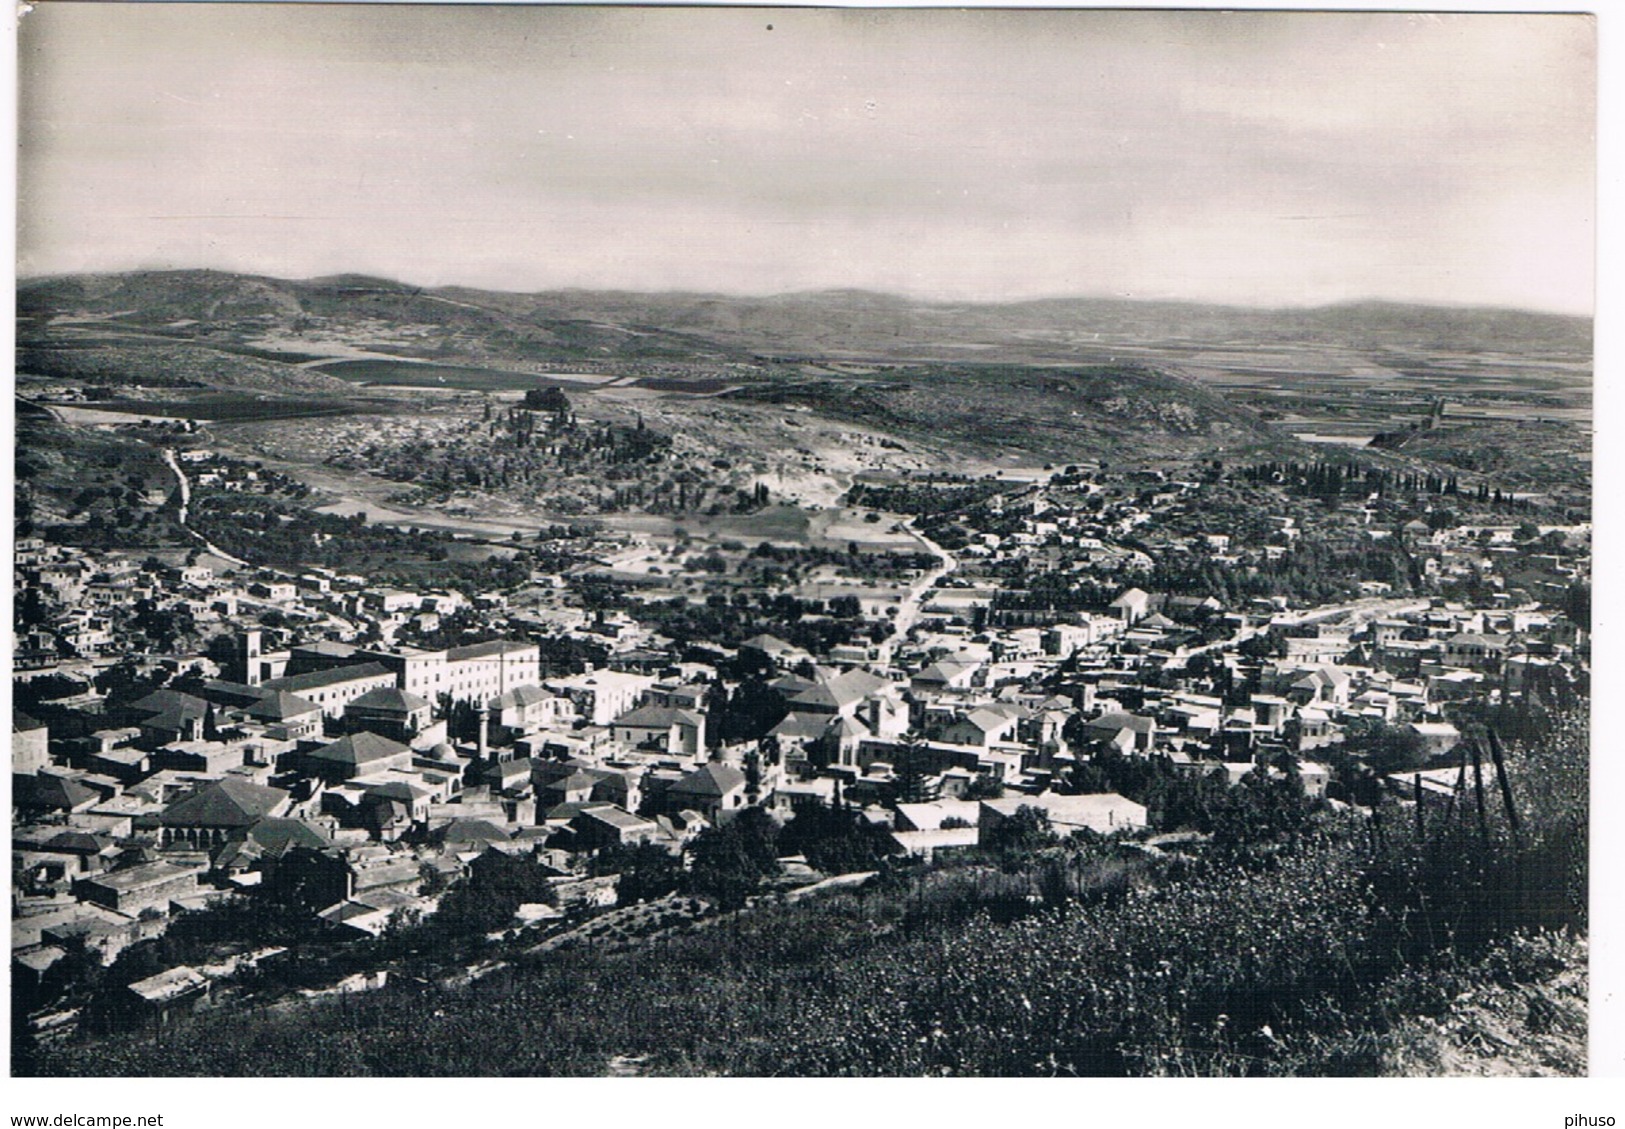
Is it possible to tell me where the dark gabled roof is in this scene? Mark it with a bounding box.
[771,713,830,740]
[669,762,747,798]
[768,673,817,695]
[307,732,411,768]
[245,691,322,722]
[14,773,97,811]
[829,668,888,697]
[199,680,273,708]
[13,711,46,732]
[141,710,206,739]
[573,806,654,832]
[128,689,211,719]
[347,687,431,713]
[829,715,869,739]
[484,758,534,783]
[914,658,979,683]
[1294,667,1352,688]
[1084,711,1156,735]
[362,780,429,804]
[263,662,393,694]
[490,685,554,710]
[447,640,534,661]
[360,797,411,825]
[789,683,843,710]
[960,708,1016,734]
[243,817,327,855]
[45,830,111,855]
[439,818,511,844]
[544,800,615,821]
[793,668,886,710]
[612,704,702,729]
[214,817,327,869]
[544,769,607,794]
[160,778,290,829]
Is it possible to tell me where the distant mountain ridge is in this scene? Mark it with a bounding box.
[17,269,1591,465]
[17,269,1592,365]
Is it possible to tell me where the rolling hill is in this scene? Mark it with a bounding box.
[16,269,1589,467]
[18,270,1592,366]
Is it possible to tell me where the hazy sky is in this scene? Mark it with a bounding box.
[17,5,1596,312]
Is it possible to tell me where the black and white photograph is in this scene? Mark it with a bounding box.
[7,0,1603,1093]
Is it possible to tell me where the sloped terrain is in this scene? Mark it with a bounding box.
[16,339,358,397]
[19,270,1592,372]
[1373,420,1591,495]
[728,362,1278,461]
[18,269,1589,474]
[17,270,1301,466]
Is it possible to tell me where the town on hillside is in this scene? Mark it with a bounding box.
[11,444,1590,1045]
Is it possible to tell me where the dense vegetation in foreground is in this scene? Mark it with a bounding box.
[25,711,1585,1077]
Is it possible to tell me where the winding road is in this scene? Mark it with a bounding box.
[877,521,957,663]
[161,448,252,568]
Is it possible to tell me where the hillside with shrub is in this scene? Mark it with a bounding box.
[23,705,1586,1077]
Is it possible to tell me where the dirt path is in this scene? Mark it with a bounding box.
[160,448,252,567]
[879,523,956,663]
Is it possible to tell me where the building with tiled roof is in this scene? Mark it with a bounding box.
[610,704,706,757]
[1081,711,1157,754]
[304,732,413,783]
[943,707,1021,748]
[910,658,981,694]
[570,805,660,850]
[666,762,749,821]
[437,818,512,849]
[344,687,434,744]
[210,817,329,874]
[490,684,574,738]
[14,772,100,815]
[159,778,292,847]
[441,639,542,703]
[262,663,396,719]
[545,668,656,726]
[245,690,322,723]
[790,668,889,717]
[243,691,323,741]
[348,688,430,715]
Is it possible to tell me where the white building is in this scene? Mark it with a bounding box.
[545,669,657,726]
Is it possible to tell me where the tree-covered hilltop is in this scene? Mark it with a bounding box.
[317,389,777,518]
